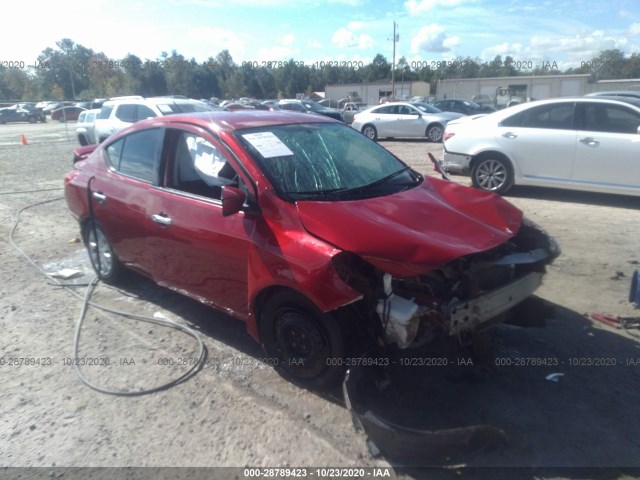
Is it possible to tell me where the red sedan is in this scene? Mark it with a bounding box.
[51,106,86,122]
[64,111,560,388]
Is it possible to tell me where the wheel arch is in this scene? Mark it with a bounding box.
[470,150,515,174]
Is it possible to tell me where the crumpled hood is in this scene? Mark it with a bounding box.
[296,178,523,276]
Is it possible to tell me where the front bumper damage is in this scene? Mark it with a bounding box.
[375,219,560,349]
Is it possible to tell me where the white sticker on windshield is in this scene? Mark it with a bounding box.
[242,132,294,158]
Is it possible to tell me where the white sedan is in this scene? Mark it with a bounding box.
[443,96,640,196]
[352,102,464,142]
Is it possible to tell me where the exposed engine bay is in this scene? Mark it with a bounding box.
[334,217,560,349]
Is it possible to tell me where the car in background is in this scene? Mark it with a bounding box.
[278,99,344,122]
[64,110,559,388]
[92,96,217,143]
[341,102,368,125]
[585,91,640,100]
[351,101,465,142]
[0,103,46,124]
[76,108,100,145]
[433,98,496,115]
[443,96,640,196]
[51,106,86,122]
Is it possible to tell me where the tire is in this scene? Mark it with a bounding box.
[260,290,345,389]
[84,221,122,283]
[28,116,37,124]
[78,135,88,146]
[471,155,514,194]
[426,124,444,142]
[361,124,378,141]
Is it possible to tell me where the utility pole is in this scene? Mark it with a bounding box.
[391,21,397,101]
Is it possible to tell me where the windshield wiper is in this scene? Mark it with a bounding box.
[284,187,349,199]
[338,166,416,197]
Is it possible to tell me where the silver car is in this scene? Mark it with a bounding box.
[351,102,464,142]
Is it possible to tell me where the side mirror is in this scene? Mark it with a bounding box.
[221,186,246,217]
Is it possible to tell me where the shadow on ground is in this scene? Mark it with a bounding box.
[112,275,640,477]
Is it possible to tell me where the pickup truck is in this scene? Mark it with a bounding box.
[341,102,368,125]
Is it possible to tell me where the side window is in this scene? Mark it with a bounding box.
[373,105,396,114]
[136,105,157,121]
[582,103,640,134]
[106,128,163,183]
[518,103,574,130]
[170,131,237,200]
[115,104,137,123]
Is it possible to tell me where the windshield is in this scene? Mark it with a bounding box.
[236,123,420,201]
[302,101,323,111]
[412,102,442,114]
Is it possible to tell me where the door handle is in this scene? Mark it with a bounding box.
[151,213,173,226]
[579,137,599,146]
[92,191,106,204]
[502,132,518,139]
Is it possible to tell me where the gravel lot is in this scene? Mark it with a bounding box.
[1,121,640,478]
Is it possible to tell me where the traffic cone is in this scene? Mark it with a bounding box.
[20,134,27,145]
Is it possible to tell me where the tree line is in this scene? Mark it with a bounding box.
[1,38,639,101]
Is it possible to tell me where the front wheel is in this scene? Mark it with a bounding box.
[471,156,514,194]
[260,291,345,389]
[84,221,122,282]
[426,124,444,142]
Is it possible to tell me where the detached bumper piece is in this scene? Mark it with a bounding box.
[343,362,507,465]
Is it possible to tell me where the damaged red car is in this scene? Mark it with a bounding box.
[64,111,560,388]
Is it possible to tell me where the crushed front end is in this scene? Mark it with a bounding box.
[333,217,560,350]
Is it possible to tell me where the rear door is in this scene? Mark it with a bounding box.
[89,127,165,273]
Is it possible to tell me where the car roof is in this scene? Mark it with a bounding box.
[119,110,338,134]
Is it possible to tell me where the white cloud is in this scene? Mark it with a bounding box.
[332,26,374,50]
[348,21,365,30]
[405,0,462,16]
[281,33,295,46]
[411,24,456,53]
[629,23,640,36]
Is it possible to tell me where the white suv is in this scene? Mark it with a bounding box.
[93,96,217,144]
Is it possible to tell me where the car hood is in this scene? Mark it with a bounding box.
[296,178,523,276]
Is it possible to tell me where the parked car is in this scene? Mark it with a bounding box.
[51,106,86,122]
[0,104,46,124]
[278,99,344,121]
[93,96,218,144]
[585,91,640,100]
[443,96,640,196]
[64,110,559,388]
[76,109,100,145]
[433,98,496,115]
[351,101,465,142]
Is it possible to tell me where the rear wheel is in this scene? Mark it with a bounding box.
[84,221,122,283]
[260,291,345,389]
[361,124,378,141]
[471,155,514,194]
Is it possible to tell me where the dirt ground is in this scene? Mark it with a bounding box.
[1,121,640,479]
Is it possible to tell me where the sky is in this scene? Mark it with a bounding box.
[3,0,640,72]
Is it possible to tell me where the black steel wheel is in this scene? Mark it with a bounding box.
[84,221,122,282]
[260,291,345,389]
